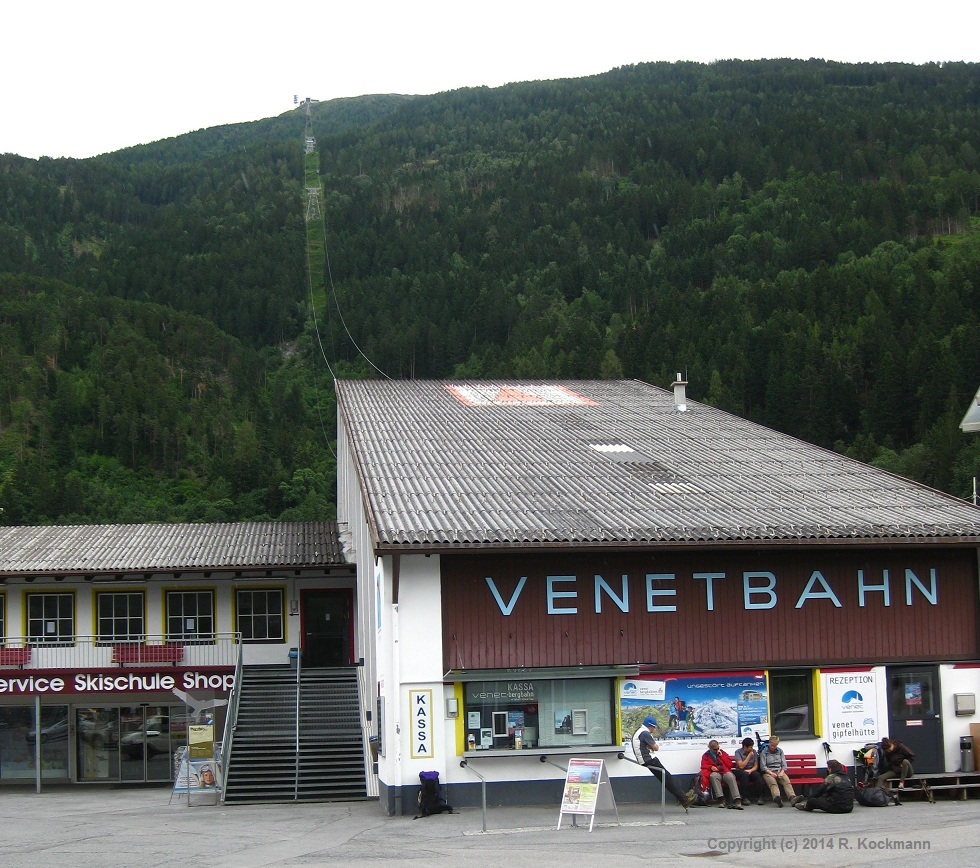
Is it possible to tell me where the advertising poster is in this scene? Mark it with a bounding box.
[824,670,880,742]
[620,672,768,750]
[188,724,214,760]
[560,758,603,814]
[173,749,222,802]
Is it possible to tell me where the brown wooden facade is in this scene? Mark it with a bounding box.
[442,547,979,671]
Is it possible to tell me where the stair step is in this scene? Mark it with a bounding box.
[223,663,368,805]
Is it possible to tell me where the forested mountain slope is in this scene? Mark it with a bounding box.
[0,60,978,523]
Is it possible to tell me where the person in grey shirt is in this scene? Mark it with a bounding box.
[733,737,766,805]
[760,735,797,807]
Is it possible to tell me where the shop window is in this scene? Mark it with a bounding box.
[236,589,284,642]
[463,679,614,751]
[26,593,74,646]
[166,590,215,642]
[96,592,145,644]
[770,669,816,737]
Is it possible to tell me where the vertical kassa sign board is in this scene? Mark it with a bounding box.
[411,689,433,758]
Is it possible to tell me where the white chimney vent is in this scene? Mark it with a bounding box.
[671,373,688,412]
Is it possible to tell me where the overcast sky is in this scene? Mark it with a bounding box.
[3,1,977,160]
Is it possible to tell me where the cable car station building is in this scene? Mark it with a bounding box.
[2,377,979,808]
[335,378,980,813]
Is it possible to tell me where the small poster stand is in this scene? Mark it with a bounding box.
[168,688,227,806]
[171,746,222,806]
[557,758,620,831]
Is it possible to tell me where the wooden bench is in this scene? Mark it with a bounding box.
[785,754,826,793]
[0,647,32,668]
[878,772,980,803]
[112,644,184,665]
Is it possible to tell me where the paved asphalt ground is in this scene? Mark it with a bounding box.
[2,786,979,867]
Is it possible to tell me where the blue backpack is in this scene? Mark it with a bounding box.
[416,770,454,817]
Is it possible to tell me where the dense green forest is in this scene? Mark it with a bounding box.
[1,59,978,524]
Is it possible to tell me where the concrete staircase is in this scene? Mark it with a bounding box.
[222,666,369,803]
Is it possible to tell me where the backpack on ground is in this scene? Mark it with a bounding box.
[855,785,895,807]
[686,773,712,806]
[416,770,454,817]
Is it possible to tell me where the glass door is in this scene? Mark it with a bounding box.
[119,705,175,782]
[76,707,120,781]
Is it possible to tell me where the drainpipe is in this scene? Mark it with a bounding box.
[391,600,402,816]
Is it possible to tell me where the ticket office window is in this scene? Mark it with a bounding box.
[463,679,614,751]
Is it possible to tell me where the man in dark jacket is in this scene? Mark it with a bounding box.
[793,759,854,813]
[877,737,915,788]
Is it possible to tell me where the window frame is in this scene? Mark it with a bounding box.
[95,590,146,645]
[769,668,818,738]
[25,592,75,647]
[165,589,216,643]
[462,677,615,752]
[234,587,285,644]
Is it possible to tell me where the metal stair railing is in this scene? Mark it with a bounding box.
[294,646,302,800]
[218,639,244,804]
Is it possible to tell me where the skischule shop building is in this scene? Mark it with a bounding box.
[0,521,353,788]
[335,378,980,814]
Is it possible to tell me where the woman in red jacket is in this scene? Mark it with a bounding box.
[700,739,744,809]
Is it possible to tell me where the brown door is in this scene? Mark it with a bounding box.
[886,665,943,773]
[301,589,353,667]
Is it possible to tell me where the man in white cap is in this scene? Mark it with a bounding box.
[632,716,695,810]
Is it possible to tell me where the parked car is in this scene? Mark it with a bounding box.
[120,715,171,758]
[772,705,810,735]
[25,715,68,744]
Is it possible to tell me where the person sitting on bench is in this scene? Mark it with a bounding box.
[733,737,765,805]
[877,737,915,789]
[760,735,797,807]
[793,759,854,813]
[700,739,744,809]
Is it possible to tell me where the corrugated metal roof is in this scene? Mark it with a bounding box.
[0,522,347,576]
[335,379,980,550]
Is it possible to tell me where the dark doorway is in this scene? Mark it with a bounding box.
[886,665,944,773]
[301,589,353,668]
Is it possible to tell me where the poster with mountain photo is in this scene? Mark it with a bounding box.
[620,672,768,751]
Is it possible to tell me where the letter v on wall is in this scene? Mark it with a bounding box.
[485,576,527,615]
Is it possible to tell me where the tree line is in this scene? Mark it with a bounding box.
[0,59,977,523]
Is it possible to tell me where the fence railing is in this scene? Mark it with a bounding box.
[0,634,241,670]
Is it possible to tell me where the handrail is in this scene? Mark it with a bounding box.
[618,752,666,823]
[218,640,244,803]
[0,633,240,670]
[294,645,302,800]
[459,760,488,833]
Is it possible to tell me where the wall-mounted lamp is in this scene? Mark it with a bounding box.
[290,599,299,615]
[445,697,459,719]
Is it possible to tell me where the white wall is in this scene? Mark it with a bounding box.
[940,665,980,771]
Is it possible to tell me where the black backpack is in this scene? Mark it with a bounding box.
[416,770,454,817]
[855,785,894,807]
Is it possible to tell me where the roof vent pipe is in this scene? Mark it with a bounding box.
[671,373,688,412]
